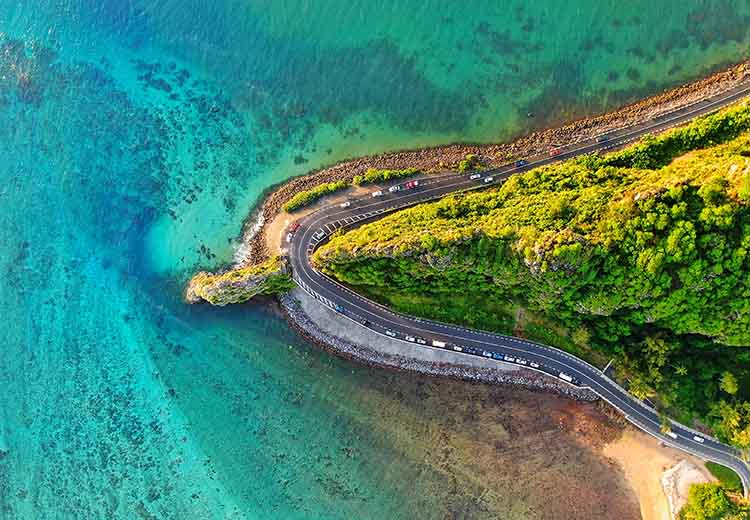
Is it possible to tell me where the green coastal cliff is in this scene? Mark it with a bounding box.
[186,257,295,305]
[313,103,750,449]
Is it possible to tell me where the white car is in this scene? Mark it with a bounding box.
[416,338,427,345]
[516,358,528,365]
[503,355,515,362]
[483,177,494,183]
[665,431,678,439]
[530,361,540,369]
[388,185,401,193]
[385,330,397,337]
[469,173,481,180]
[340,201,351,208]
[693,435,705,443]
[371,191,384,197]
[405,335,416,342]
[313,231,325,240]
[452,345,464,352]
[286,233,293,243]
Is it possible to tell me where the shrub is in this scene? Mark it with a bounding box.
[457,154,482,172]
[353,167,420,185]
[283,180,349,212]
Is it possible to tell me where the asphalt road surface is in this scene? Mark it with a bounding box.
[287,82,750,496]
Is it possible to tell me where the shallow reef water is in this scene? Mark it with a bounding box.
[1,1,749,518]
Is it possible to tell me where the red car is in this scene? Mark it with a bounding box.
[289,221,301,233]
[550,148,561,157]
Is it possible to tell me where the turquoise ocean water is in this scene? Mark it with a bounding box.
[1,1,749,518]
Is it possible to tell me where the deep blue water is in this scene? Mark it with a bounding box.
[1,1,749,518]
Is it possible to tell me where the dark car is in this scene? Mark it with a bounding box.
[596,135,611,143]
[515,159,528,167]
[361,319,371,327]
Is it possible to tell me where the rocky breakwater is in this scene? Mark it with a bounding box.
[185,256,295,305]
[279,291,599,401]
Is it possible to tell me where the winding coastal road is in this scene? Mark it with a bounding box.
[287,82,750,496]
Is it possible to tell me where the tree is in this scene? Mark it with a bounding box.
[720,372,739,396]
[710,400,750,459]
[678,483,734,520]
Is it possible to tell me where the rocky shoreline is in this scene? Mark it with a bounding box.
[278,292,599,401]
[238,60,750,265]
[220,60,750,401]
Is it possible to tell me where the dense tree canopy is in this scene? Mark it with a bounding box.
[314,102,750,430]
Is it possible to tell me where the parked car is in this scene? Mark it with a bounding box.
[515,159,528,167]
[693,435,705,443]
[372,190,384,197]
[469,173,481,180]
[550,148,561,156]
[339,200,351,208]
[385,329,397,337]
[388,185,402,193]
[483,177,494,184]
[596,134,611,143]
[286,233,293,243]
[529,361,540,369]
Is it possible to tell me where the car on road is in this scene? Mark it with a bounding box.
[550,148,561,156]
[334,304,344,313]
[432,340,447,348]
[491,352,503,360]
[361,319,371,327]
[385,329,397,337]
[558,372,573,383]
[405,335,416,342]
[596,134,611,143]
[469,173,481,180]
[483,177,494,184]
[313,230,325,240]
[339,200,351,208]
[530,361,540,369]
[693,435,705,443]
[404,180,419,189]
[452,345,464,352]
[371,190,384,197]
[286,233,293,243]
[388,185,402,193]
[515,159,529,167]
[503,355,515,362]
[416,337,427,345]
[516,358,528,365]
[482,350,493,358]
[289,221,301,232]
[665,431,678,439]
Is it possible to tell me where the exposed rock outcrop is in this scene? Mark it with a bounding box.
[186,257,295,305]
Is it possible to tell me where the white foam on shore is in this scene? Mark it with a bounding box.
[233,211,265,265]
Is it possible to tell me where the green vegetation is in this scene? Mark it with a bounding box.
[283,180,349,212]
[678,483,746,520]
[705,462,743,492]
[186,257,295,305]
[352,167,420,186]
[313,101,750,438]
[457,153,483,172]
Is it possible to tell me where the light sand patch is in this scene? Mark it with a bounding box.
[604,428,714,520]
[264,183,378,258]
[661,459,713,519]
